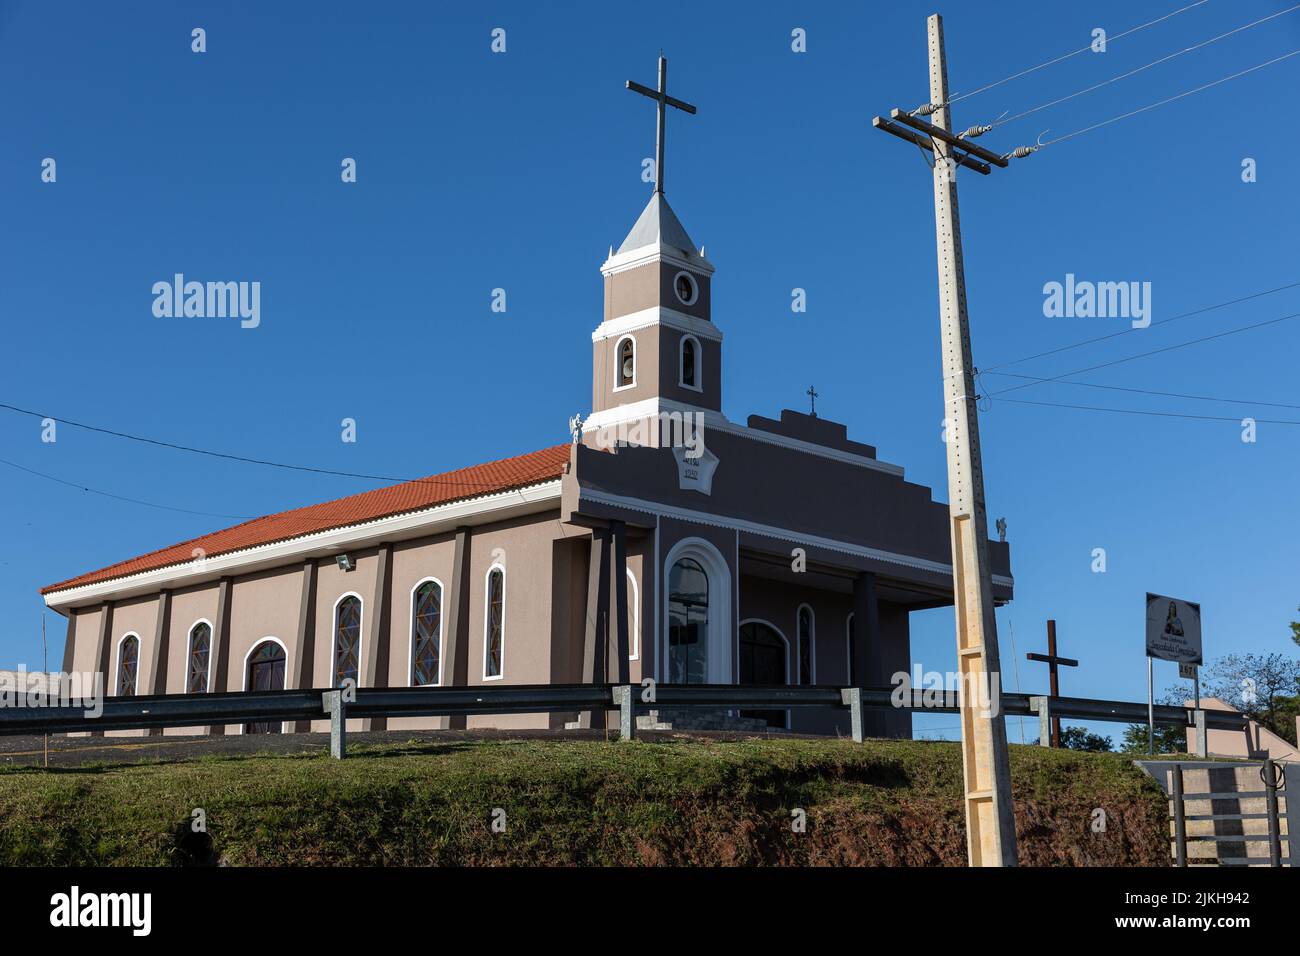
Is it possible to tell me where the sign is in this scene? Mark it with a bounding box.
[1178,662,1198,681]
[673,444,719,495]
[1145,593,1202,664]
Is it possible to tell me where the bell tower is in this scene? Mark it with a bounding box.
[586,56,722,440]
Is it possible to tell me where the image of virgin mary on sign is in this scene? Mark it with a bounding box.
[1163,601,1185,638]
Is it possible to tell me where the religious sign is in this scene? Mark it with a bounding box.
[1145,592,1202,664]
[673,444,719,495]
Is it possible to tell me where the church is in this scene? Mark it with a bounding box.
[41,60,1013,737]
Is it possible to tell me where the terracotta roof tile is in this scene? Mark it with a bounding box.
[41,444,572,595]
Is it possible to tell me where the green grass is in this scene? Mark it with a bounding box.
[0,737,1171,866]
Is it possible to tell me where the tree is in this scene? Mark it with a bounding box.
[1121,722,1186,754]
[1201,653,1300,744]
[1058,725,1113,752]
[1290,606,1300,649]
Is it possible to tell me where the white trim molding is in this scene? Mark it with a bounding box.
[331,591,365,690]
[113,631,141,697]
[678,333,703,392]
[240,636,291,735]
[43,480,563,609]
[613,334,638,391]
[592,306,722,345]
[186,617,215,693]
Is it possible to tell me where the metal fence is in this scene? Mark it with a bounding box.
[0,682,1249,759]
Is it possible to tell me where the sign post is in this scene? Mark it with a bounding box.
[1145,593,1204,756]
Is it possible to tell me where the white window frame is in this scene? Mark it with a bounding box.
[113,632,141,697]
[661,537,732,684]
[240,636,291,735]
[186,617,215,693]
[627,568,640,661]
[408,576,446,687]
[613,334,637,391]
[332,591,365,689]
[482,564,506,681]
[672,270,699,306]
[678,333,703,392]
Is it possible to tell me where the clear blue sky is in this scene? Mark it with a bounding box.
[3,1,1298,742]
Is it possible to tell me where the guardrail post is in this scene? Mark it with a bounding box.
[1171,763,1187,867]
[613,685,634,741]
[1264,759,1283,867]
[1193,708,1207,758]
[323,690,346,759]
[842,688,864,743]
[1029,696,1051,747]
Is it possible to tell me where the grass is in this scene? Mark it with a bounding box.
[0,737,1171,866]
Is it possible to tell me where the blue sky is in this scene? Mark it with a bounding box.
[3,1,1298,742]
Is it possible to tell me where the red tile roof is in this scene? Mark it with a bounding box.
[41,444,572,595]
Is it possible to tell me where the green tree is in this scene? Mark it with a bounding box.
[1121,722,1186,754]
[1058,725,1113,752]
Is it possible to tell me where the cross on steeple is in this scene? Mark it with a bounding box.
[806,385,819,417]
[626,55,697,195]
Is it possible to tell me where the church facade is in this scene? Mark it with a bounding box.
[41,190,1013,737]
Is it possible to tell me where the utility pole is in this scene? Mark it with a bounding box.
[873,13,1020,866]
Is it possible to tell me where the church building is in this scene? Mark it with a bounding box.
[41,62,1013,737]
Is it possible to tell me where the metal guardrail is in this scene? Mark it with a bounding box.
[0,682,1249,758]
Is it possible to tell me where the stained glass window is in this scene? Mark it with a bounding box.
[334,595,362,687]
[412,580,442,686]
[187,622,211,693]
[846,613,856,685]
[485,568,504,678]
[798,606,814,685]
[117,635,139,696]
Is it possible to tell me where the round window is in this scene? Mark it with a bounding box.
[673,271,698,306]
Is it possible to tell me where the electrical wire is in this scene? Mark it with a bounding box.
[982,371,1300,410]
[0,402,544,492]
[1037,47,1300,148]
[992,4,1300,129]
[987,310,1300,397]
[980,280,1300,373]
[994,396,1300,425]
[0,455,252,519]
[945,0,1211,106]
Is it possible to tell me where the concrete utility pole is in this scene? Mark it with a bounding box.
[873,13,1019,866]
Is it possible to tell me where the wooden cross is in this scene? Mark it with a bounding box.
[1026,619,1078,748]
[626,55,697,195]
[806,385,819,417]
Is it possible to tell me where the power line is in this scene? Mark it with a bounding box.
[980,279,1300,373]
[983,371,1300,410]
[1038,47,1300,148]
[993,4,1300,129]
[944,0,1211,107]
[995,396,1300,425]
[0,456,252,519]
[987,309,1300,398]
[0,402,536,492]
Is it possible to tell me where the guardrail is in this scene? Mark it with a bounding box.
[0,682,1248,758]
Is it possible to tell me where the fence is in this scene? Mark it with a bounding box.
[0,682,1250,758]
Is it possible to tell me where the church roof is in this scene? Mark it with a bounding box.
[41,444,572,596]
[617,191,699,258]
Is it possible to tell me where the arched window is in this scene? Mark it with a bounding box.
[797,605,815,685]
[739,620,789,728]
[626,569,640,662]
[245,640,287,734]
[668,558,709,683]
[411,579,443,686]
[116,634,139,696]
[187,621,211,693]
[484,567,505,679]
[680,336,699,390]
[333,594,362,688]
[615,336,635,389]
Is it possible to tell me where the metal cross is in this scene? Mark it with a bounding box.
[806,385,819,417]
[1026,619,1078,748]
[626,55,697,195]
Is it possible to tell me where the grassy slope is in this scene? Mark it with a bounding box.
[0,737,1170,866]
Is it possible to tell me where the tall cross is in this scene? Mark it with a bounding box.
[626,55,697,195]
[1026,619,1078,748]
[806,385,819,417]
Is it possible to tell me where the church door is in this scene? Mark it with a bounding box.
[739,621,788,728]
[245,640,286,734]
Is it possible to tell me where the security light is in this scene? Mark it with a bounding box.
[335,554,356,572]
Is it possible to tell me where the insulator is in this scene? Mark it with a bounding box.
[913,102,940,116]
[960,124,992,139]
[1009,145,1037,159]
